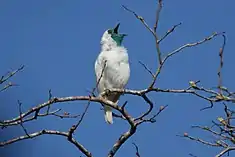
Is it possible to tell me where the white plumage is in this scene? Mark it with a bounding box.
[95,24,130,124]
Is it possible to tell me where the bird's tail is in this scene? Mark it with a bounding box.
[104,105,113,124]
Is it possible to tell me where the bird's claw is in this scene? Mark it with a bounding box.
[104,89,111,96]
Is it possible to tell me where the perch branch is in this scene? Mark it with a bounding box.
[0,129,92,157]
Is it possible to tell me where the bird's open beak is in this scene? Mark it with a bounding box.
[113,23,120,34]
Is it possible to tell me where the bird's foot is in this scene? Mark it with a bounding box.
[103,89,111,97]
[100,89,111,97]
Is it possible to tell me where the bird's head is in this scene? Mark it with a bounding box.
[101,23,127,50]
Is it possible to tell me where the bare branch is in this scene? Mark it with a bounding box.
[163,32,224,63]
[51,111,80,119]
[0,129,92,157]
[93,60,107,95]
[132,142,141,157]
[47,89,52,113]
[0,65,24,84]
[138,61,154,77]
[191,125,231,141]
[0,82,17,92]
[178,133,222,147]
[137,105,168,125]
[186,101,235,156]
[135,94,154,121]
[108,126,136,157]
[153,0,163,64]
[112,112,126,120]
[122,5,155,37]
[121,101,128,111]
[68,100,90,139]
[218,34,226,94]
[189,153,198,157]
[68,60,108,143]
[148,32,223,88]
[107,102,136,157]
[1,109,79,128]
[153,0,163,33]
[216,147,235,157]
[158,23,182,44]
[18,100,30,137]
[0,96,117,127]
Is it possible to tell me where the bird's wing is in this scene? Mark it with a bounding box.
[95,54,107,93]
[95,56,104,81]
[104,60,130,89]
[104,61,130,103]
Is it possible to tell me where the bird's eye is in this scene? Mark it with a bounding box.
[108,29,112,34]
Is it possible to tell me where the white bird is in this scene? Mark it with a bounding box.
[95,23,130,124]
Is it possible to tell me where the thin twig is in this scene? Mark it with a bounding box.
[138,61,154,77]
[122,4,162,64]
[189,153,198,157]
[94,60,107,95]
[153,0,163,64]
[1,109,79,128]
[122,5,155,37]
[18,100,30,137]
[136,105,168,125]
[47,89,52,113]
[218,34,226,94]
[178,133,222,147]
[163,32,223,63]
[149,32,223,88]
[0,82,16,92]
[68,100,90,139]
[158,23,182,44]
[132,142,141,157]
[135,94,154,121]
[153,0,163,33]
[0,130,92,157]
[0,65,24,84]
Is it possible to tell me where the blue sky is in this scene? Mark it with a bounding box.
[0,0,235,157]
